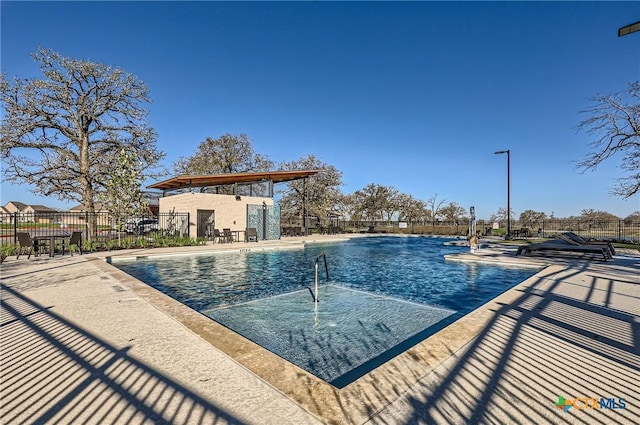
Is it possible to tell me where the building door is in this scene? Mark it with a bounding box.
[197,210,215,240]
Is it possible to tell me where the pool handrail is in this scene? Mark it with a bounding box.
[313,253,329,302]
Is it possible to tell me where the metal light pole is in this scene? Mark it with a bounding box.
[494,150,511,239]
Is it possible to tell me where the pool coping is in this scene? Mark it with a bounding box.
[90,236,557,424]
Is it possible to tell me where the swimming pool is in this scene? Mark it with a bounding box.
[112,236,538,386]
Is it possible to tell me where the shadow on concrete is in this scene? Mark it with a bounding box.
[0,283,247,425]
[365,262,639,424]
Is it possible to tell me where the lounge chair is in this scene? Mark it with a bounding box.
[558,232,616,257]
[516,240,611,261]
[246,227,258,242]
[222,228,234,243]
[16,232,36,259]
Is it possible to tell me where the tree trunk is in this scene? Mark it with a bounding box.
[80,135,97,242]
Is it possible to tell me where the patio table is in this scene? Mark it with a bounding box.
[231,230,245,242]
[32,232,72,257]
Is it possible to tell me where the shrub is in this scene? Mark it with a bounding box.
[1,244,16,262]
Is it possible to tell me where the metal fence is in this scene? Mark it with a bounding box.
[281,217,640,243]
[532,219,640,243]
[0,211,190,247]
[4,212,638,246]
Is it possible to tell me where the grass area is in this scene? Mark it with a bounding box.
[612,242,640,252]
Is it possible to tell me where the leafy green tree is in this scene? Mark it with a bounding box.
[576,81,640,198]
[579,209,619,228]
[350,184,399,222]
[0,48,164,239]
[98,148,149,243]
[397,194,428,224]
[340,193,364,222]
[440,202,467,223]
[623,211,640,224]
[379,186,401,223]
[173,133,273,195]
[277,155,342,224]
[519,209,547,228]
[330,193,353,226]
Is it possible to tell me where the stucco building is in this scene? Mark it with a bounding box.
[148,170,323,241]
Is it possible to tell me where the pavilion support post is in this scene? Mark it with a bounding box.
[303,177,308,236]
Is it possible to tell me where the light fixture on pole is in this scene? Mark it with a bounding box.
[494,150,511,239]
[262,201,267,241]
[618,21,640,37]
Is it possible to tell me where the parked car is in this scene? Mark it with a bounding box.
[125,218,159,234]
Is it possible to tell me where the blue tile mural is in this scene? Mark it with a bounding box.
[247,203,280,240]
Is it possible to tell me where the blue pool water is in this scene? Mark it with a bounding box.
[112,236,538,386]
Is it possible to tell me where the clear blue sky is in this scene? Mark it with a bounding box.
[2,1,639,219]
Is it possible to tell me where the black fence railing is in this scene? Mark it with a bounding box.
[280,218,640,243]
[0,211,191,247]
[532,219,640,242]
[3,212,638,246]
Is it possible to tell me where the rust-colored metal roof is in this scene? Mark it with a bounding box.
[147,169,325,191]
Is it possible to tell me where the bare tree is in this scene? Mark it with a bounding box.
[173,133,273,195]
[490,207,516,227]
[1,48,164,239]
[426,193,447,230]
[576,81,640,198]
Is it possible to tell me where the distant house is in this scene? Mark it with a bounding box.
[0,206,10,224]
[67,200,155,229]
[69,202,109,214]
[70,198,157,216]
[2,201,58,224]
[4,201,28,215]
[25,204,58,215]
[67,202,113,227]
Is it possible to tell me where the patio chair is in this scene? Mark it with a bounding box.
[63,231,83,256]
[516,241,611,261]
[16,232,36,259]
[558,232,616,257]
[246,227,258,242]
[222,228,234,243]
[213,229,224,243]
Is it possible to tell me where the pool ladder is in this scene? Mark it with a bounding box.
[312,253,329,303]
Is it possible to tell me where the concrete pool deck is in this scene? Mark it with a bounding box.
[1,234,638,424]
